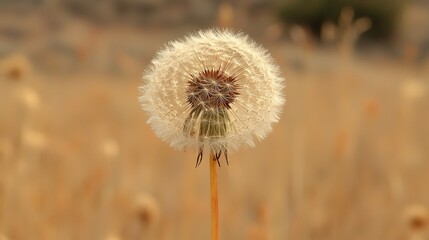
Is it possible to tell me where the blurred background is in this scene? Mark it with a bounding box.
[1,0,429,239]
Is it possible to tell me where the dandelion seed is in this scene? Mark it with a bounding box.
[139,29,285,164]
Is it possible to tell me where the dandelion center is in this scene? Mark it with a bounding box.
[186,69,239,111]
[183,69,240,165]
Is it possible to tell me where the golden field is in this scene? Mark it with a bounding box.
[1,2,429,240]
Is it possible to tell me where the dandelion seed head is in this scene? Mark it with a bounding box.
[139,29,285,153]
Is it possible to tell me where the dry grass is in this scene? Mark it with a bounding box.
[1,6,429,240]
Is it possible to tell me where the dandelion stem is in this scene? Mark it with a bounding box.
[210,151,219,240]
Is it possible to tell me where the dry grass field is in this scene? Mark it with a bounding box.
[1,2,429,240]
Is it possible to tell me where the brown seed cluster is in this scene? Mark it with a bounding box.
[186,69,239,111]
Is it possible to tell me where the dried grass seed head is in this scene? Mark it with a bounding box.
[139,29,285,154]
[1,54,32,81]
[404,204,429,231]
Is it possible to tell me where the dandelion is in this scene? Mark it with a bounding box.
[139,29,285,240]
[139,29,284,165]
